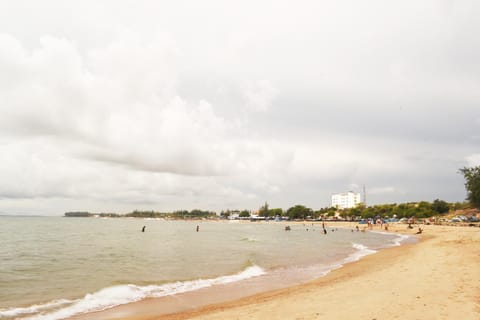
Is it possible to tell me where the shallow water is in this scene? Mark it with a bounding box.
[0,216,407,319]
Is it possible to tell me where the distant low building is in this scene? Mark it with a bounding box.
[331,191,361,209]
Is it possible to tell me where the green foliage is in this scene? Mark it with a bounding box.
[98,213,121,217]
[220,210,229,218]
[361,206,376,219]
[459,166,480,208]
[125,210,162,218]
[431,199,449,214]
[189,209,213,217]
[125,209,215,219]
[451,202,470,210]
[324,199,456,220]
[342,206,361,219]
[239,210,251,217]
[67,198,463,221]
[269,208,283,217]
[64,211,91,217]
[286,205,313,220]
[258,202,270,217]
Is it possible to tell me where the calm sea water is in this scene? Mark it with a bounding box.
[0,216,409,319]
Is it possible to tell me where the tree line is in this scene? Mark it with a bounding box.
[125,209,217,219]
[234,200,467,221]
[65,199,469,220]
[65,165,479,219]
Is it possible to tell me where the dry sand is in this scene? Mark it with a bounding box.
[78,223,480,320]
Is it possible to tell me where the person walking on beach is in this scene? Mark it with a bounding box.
[196,225,199,232]
[142,226,146,232]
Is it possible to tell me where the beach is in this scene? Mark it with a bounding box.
[82,223,480,320]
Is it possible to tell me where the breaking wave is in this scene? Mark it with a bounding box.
[0,265,265,320]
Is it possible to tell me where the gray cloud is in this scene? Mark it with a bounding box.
[0,0,478,214]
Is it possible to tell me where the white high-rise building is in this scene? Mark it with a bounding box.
[331,191,361,209]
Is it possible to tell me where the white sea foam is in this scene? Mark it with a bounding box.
[2,265,265,320]
[342,243,377,264]
[0,299,72,318]
[371,231,411,247]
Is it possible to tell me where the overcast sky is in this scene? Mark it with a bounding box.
[0,0,479,215]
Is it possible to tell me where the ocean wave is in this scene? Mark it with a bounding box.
[342,243,377,264]
[0,299,72,318]
[1,265,265,320]
[371,231,411,247]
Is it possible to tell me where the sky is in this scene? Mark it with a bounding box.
[0,0,479,215]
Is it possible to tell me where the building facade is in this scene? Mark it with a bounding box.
[331,191,361,209]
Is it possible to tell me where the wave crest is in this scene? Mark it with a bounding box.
[1,265,266,320]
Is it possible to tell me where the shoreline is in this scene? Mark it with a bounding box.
[70,222,480,320]
[68,221,390,320]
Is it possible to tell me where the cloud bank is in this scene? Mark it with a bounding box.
[0,0,479,214]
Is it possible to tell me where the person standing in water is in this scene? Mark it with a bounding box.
[196,225,199,232]
[142,226,146,232]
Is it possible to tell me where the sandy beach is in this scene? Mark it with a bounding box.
[75,223,480,320]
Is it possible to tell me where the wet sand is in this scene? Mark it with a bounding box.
[73,223,480,320]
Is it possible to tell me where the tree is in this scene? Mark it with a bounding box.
[220,210,229,218]
[431,199,449,214]
[452,202,469,210]
[286,205,313,220]
[258,202,270,217]
[326,207,337,218]
[459,166,480,208]
[269,208,283,217]
[239,210,250,218]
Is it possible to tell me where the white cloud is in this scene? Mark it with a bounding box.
[0,32,291,212]
[243,80,278,112]
[0,1,479,213]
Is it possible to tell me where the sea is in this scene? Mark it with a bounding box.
[0,216,411,320]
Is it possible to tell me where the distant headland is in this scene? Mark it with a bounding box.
[64,209,215,219]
